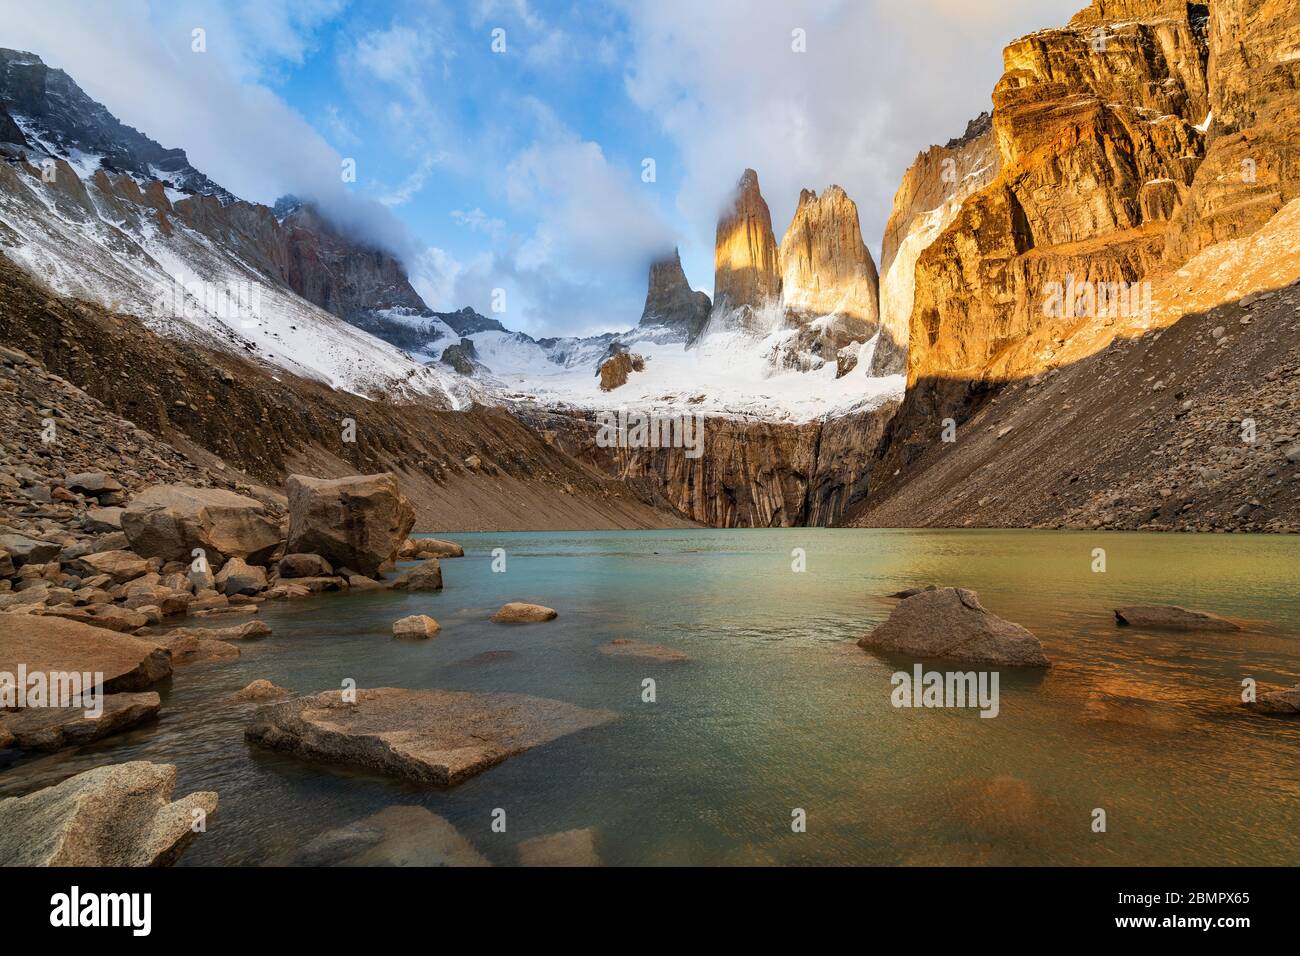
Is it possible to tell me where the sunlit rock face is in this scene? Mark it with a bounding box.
[779,185,881,347]
[875,0,1218,478]
[713,168,782,313]
[874,114,1000,376]
[1164,0,1300,263]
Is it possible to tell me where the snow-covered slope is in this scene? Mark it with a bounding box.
[0,158,478,407]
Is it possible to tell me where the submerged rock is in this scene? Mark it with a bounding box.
[0,761,217,866]
[599,639,688,662]
[245,687,615,786]
[517,827,600,867]
[858,587,1049,667]
[392,614,440,639]
[1114,606,1241,632]
[491,602,557,624]
[279,806,488,867]
[1245,684,1300,716]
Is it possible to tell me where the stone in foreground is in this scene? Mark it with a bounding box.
[393,614,440,639]
[0,692,160,751]
[858,587,1049,667]
[0,762,217,866]
[0,615,172,691]
[491,602,558,624]
[245,687,615,786]
[599,639,687,662]
[1114,605,1241,632]
[286,473,415,577]
[1245,684,1300,716]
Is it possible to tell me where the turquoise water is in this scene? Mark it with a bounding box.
[3,529,1298,865]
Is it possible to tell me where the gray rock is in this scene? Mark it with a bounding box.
[858,587,1050,667]
[0,761,216,866]
[214,556,267,596]
[246,687,615,786]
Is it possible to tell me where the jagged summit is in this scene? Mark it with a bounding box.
[638,247,711,342]
[713,167,782,312]
[0,48,235,202]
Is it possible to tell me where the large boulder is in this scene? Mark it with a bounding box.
[390,559,442,592]
[0,615,171,691]
[1114,606,1241,632]
[121,485,280,566]
[0,762,217,866]
[285,474,415,577]
[246,687,615,786]
[857,587,1050,667]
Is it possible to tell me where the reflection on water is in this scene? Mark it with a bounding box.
[3,529,1297,866]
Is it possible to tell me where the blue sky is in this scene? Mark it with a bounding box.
[7,0,1083,336]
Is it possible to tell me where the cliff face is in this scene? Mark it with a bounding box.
[639,247,712,341]
[874,113,1000,375]
[520,404,898,528]
[713,168,782,312]
[873,0,1215,479]
[858,0,1300,530]
[779,185,881,344]
[1163,0,1300,263]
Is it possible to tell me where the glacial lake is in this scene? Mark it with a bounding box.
[3,529,1298,866]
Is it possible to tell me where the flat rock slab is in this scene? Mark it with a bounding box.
[858,587,1050,667]
[0,615,172,692]
[0,761,217,866]
[246,687,615,786]
[518,827,600,867]
[0,692,160,751]
[160,632,240,665]
[1114,605,1241,631]
[599,639,688,662]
